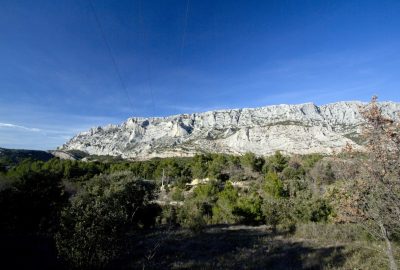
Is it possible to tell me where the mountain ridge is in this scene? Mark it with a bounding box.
[60,101,400,159]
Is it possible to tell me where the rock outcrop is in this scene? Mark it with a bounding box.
[60,101,400,159]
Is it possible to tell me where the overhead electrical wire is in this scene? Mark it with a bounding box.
[138,0,156,115]
[88,0,135,111]
[180,0,191,60]
[88,0,192,116]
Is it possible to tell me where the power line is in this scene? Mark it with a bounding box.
[88,0,134,111]
[138,0,156,115]
[180,0,190,60]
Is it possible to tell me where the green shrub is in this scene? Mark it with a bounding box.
[292,194,333,223]
[171,187,185,201]
[208,154,227,179]
[154,158,183,180]
[0,165,67,234]
[178,200,210,232]
[212,182,239,224]
[264,171,287,198]
[301,153,323,172]
[233,193,264,225]
[240,152,264,172]
[281,166,305,180]
[266,151,288,173]
[0,161,7,173]
[262,198,292,231]
[177,181,220,231]
[192,181,220,200]
[158,205,179,225]
[309,199,332,222]
[55,172,157,268]
[190,154,211,179]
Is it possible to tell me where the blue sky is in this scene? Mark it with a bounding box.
[1,0,400,150]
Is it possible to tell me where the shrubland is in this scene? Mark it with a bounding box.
[0,98,398,269]
[0,150,340,268]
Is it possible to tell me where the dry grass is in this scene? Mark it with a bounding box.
[294,223,398,270]
[118,223,398,269]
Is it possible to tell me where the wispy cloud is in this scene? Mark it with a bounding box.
[0,122,41,132]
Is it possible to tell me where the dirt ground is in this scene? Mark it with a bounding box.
[123,225,351,270]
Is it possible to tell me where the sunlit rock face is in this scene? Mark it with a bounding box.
[60,101,400,159]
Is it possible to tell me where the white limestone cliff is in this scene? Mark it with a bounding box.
[60,101,400,159]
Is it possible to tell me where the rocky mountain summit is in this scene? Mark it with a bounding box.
[60,101,400,159]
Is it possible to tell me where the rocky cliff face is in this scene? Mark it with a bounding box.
[60,101,400,159]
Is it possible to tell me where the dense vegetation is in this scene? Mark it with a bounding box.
[0,150,379,269]
[0,151,334,268]
[0,99,399,269]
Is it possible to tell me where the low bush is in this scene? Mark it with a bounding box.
[234,193,264,225]
[55,172,157,268]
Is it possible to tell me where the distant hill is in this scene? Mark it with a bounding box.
[60,101,400,159]
[0,147,124,166]
[0,147,54,165]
